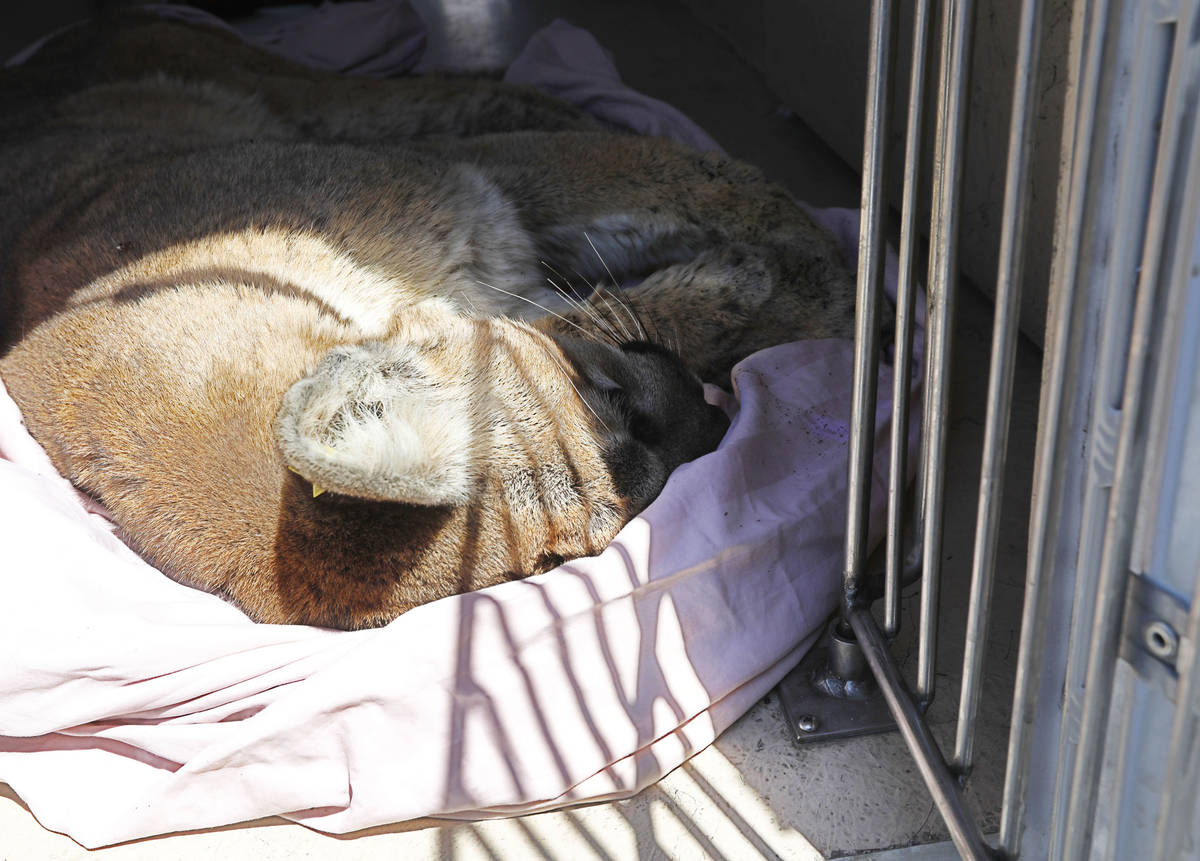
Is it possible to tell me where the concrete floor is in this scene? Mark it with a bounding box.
[0,0,1040,857]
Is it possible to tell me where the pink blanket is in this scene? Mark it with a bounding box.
[0,10,917,848]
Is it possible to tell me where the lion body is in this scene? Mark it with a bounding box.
[0,16,855,628]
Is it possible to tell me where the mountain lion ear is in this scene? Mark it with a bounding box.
[274,344,477,506]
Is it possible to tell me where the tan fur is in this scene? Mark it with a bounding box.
[0,15,855,629]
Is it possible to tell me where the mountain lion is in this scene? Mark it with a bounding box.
[0,14,855,629]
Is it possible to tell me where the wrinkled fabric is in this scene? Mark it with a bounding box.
[0,15,919,849]
[7,1,427,74]
[223,1,428,77]
[505,19,722,153]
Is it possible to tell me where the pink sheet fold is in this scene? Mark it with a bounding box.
[0,13,919,848]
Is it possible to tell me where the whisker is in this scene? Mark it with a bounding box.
[593,278,645,342]
[567,264,598,293]
[563,264,636,345]
[584,232,621,294]
[541,260,625,346]
[455,288,479,315]
[544,276,585,314]
[604,284,648,341]
[541,260,592,307]
[581,234,636,342]
[624,292,661,347]
[545,275,620,346]
[579,235,647,341]
[592,289,634,343]
[541,348,610,433]
[473,280,597,342]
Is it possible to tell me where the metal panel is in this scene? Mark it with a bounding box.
[1048,5,1176,853]
[1059,4,1199,853]
[1155,566,1200,860]
[1148,101,1200,861]
[1088,10,1200,853]
[995,0,1200,856]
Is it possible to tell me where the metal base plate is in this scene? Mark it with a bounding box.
[776,632,898,744]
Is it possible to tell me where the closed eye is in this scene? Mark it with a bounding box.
[628,411,661,445]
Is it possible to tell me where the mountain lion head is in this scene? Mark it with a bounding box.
[267,302,729,627]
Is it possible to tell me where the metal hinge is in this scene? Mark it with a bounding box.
[1119,573,1191,701]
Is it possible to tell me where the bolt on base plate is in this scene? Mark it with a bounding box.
[776,622,899,744]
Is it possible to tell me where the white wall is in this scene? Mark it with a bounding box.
[682,0,1071,348]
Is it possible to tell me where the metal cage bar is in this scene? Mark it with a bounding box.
[951,0,1045,777]
[917,0,973,704]
[998,0,1111,851]
[849,606,995,860]
[885,0,935,638]
[835,0,1001,856]
[818,0,1200,853]
[842,0,895,622]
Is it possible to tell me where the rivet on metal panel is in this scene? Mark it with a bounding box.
[1143,620,1179,662]
[1118,573,1191,701]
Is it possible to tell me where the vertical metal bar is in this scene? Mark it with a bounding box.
[952,0,1046,776]
[1154,565,1200,860]
[848,607,996,860]
[885,0,936,638]
[999,0,1111,852]
[918,0,974,703]
[1061,237,1165,861]
[843,0,895,620]
[1061,16,1195,856]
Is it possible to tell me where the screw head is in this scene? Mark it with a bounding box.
[1144,620,1179,661]
[797,713,819,733]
